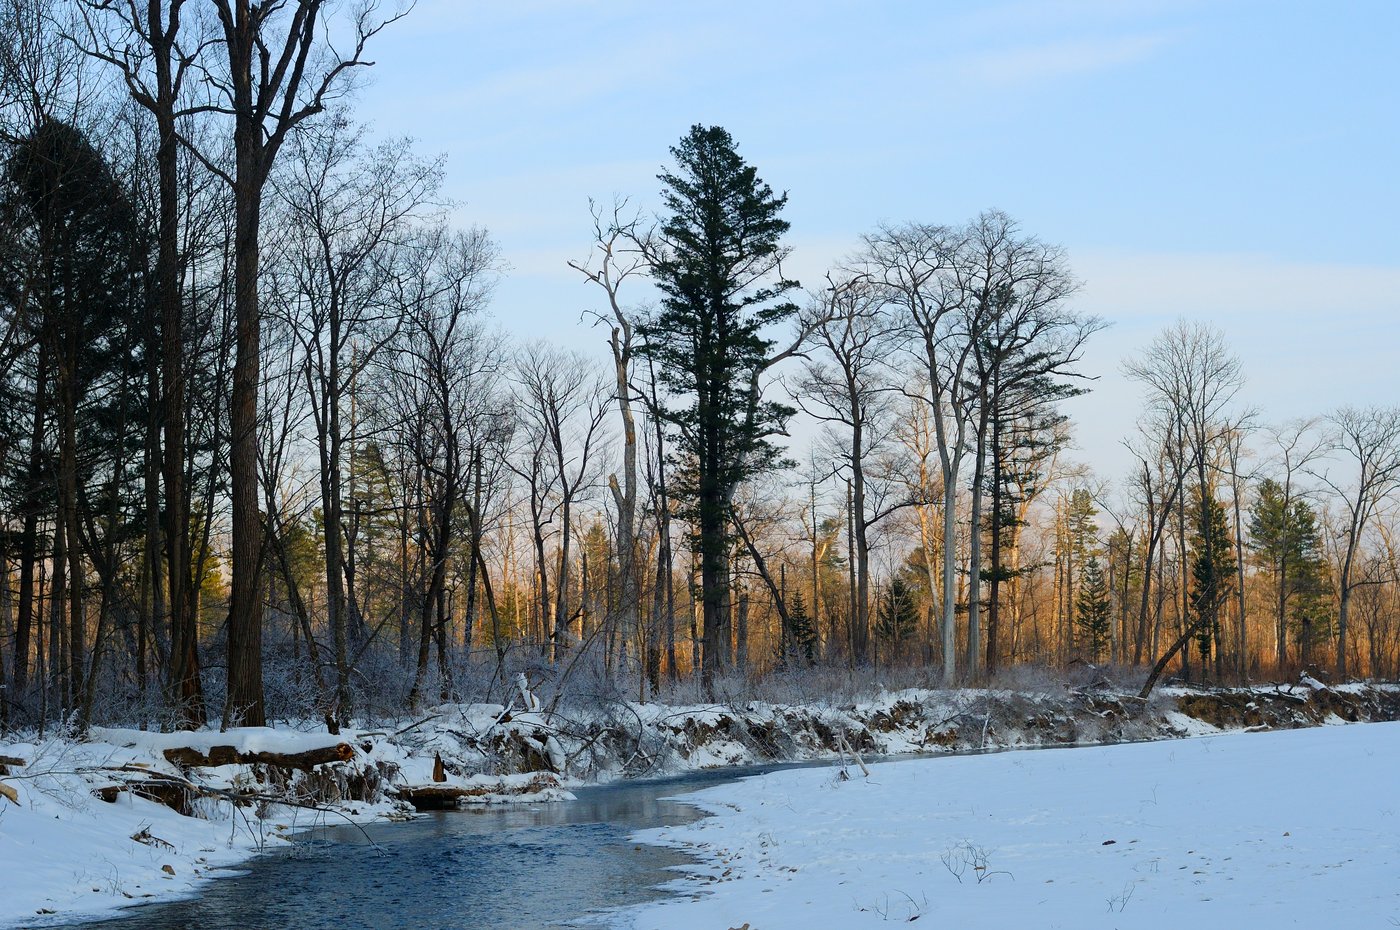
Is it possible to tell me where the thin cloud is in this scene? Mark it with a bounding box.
[957,31,1179,85]
[1075,249,1400,322]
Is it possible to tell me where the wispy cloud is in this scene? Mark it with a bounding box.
[1075,249,1400,323]
[955,31,1179,86]
[1064,248,1400,476]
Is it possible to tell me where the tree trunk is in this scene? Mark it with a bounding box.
[1139,613,1210,699]
[965,408,989,677]
[940,469,958,685]
[986,412,1004,677]
[225,149,266,727]
[319,341,353,726]
[13,348,48,699]
[850,418,870,665]
[697,478,730,694]
[735,586,749,672]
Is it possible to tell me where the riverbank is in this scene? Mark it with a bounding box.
[617,720,1400,928]
[2,679,1397,926]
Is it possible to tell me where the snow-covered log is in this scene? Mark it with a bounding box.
[162,742,354,770]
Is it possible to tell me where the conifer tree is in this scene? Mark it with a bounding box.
[639,125,800,693]
[1250,478,1330,668]
[1075,555,1111,662]
[6,119,147,718]
[1189,487,1236,671]
[782,589,818,664]
[876,576,919,655]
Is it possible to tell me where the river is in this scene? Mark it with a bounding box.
[68,763,808,930]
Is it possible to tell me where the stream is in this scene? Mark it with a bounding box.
[67,762,811,930]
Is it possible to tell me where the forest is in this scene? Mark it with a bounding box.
[2,0,1399,740]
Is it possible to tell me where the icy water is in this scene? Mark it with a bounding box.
[66,763,811,930]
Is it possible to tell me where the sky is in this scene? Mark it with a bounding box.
[350,0,1400,487]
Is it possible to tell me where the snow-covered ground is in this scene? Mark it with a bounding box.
[2,684,1396,927]
[619,721,1400,928]
[0,723,568,927]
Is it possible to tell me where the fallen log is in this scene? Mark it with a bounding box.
[163,742,355,770]
[0,755,25,776]
[392,772,563,811]
[92,778,195,816]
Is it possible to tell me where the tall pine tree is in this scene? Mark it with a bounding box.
[1189,486,1236,675]
[639,125,799,693]
[1249,478,1330,669]
[1075,555,1111,662]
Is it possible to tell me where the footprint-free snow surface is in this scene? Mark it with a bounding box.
[620,722,1400,928]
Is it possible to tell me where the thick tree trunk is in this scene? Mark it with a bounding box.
[940,470,958,685]
[965,411,989,677]
[156,108,202,727]
[850,420,870,665]
[609,336,640,688]
[225,107,267,728]
[698,482,729,694]
[987,414,1004,677]
[1133,490,1163,667]
[464,455,483,653]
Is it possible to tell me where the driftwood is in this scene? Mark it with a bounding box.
[92,777,196,815]
[392,772,562,811]
[163,742,355,770]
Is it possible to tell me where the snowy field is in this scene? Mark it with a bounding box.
[620,722,1400,928]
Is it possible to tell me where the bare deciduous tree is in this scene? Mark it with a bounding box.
[267,114,441,727]
[1315,406,1400,679]
[208,0,407,727]
[1128,321,1247,697]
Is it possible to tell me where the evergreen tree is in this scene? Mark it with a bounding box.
[1288,519,1332,665]
[1056,486,1098,656]
[984,405,1067,673]
[1189,486,1236,666]
[1249,478,1331,667]
[1075,554,1111,662]
[638,125,799,692]
[5,119,147,716]
[782,588,818,664]
[875,576,919,655]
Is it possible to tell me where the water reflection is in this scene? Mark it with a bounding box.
[67,765,789,930]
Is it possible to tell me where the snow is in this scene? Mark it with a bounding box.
[0,722,565,927]
[87,726,348,757]
[2,686,1395,927]
[618,722,1400,928]
[0,733,352,927]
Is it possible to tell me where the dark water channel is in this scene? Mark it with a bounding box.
[63,762,815,930]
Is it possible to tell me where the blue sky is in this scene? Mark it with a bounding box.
[353,0,1399,482]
